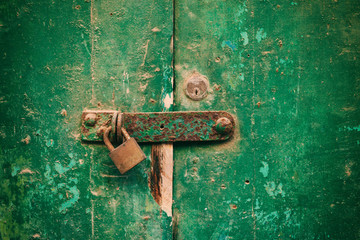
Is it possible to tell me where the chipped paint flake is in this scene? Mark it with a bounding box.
[260,161,269,177]
[163,93,173,110]
[264,182,286,198]
[341,125,360,132]
[258,211,279,225]
[59,186,80,213]
[54,158,76,175]
[160,65,173,111]
[151,27,161,32]
[240,32,248,45]
[11,166,21,176]
[255,199,261,210]
[255,28,267,43]
[221,40,236,51]
[46,139,54,147]
[19,168,35,174]
[21,135,31,144]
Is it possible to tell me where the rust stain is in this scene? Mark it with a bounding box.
[81,110,235,142]
[124,111,235,142]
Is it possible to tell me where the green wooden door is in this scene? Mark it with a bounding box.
[1,0,360,239]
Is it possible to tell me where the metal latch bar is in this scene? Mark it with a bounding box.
[81,110,235,143]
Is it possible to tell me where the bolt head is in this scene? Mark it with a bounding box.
[215,117,233,134]
[84,113,97,126]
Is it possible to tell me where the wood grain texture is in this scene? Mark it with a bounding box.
[150,143,174,216]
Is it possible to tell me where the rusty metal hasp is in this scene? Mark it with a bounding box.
[81,110,235,143]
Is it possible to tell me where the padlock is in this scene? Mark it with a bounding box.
[103,126,146,174]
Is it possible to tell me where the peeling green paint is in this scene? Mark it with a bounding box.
[59,186,80,213]
[264,182,286,199]
[54,159,76,175]
[45,139,54,148]
[221,40,237,51]
[255,28,267,43]
[11,166,21,177]
[160,64,174,112]
[341,125,360,132]
[240,32,248,46]
[259,161,269,177]
[258,211,279,225]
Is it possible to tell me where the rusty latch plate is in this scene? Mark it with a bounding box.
[81,110,235,143]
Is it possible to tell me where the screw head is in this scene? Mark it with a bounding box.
[215,117,233,134]
[84,113,97,126]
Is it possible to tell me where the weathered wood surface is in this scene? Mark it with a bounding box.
[172,0,360,239]
[150,143,174,216]
[0,0,173,239]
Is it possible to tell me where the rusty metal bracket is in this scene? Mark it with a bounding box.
[81,110,235,143]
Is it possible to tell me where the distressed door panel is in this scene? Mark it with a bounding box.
[173,0,360,239]
[0,0,173,239]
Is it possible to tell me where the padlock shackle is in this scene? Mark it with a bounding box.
[103,126,115,151]
[120,127,131,141]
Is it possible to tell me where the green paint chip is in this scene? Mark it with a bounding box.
[240,32,248,46]
[46,139,54,147]
[260,161,269,177]
[255,28,267,43]
[59,186,80,213]
[11,166,21,176]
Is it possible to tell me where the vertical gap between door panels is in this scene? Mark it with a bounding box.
[171,1,177,239]
[172,0,176,96]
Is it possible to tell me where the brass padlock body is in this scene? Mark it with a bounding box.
[109,137,146,174]
[103,126,146,174]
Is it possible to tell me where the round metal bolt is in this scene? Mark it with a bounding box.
[215,117,233,134]
[184,73,209,101]
[84,113,97,126]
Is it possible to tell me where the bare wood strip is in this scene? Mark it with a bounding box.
[150,143,173,216]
